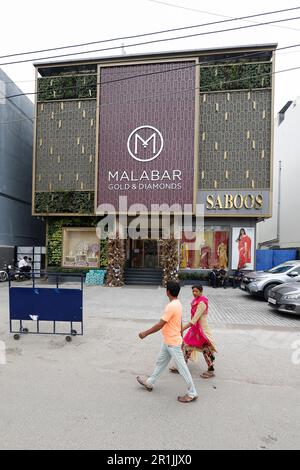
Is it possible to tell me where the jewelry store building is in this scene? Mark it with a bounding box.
[32,44,276,283]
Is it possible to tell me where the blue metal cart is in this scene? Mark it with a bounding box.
[9,272,84,342]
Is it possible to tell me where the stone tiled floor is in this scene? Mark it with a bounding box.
[202,286,300,328]
[1,281,299,329]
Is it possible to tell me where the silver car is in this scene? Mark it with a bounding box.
[268,282,300,315]
[240,260,300,300]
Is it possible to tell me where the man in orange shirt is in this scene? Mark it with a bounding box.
[137,281,198,403]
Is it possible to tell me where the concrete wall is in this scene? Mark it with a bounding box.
[257,98,300,249]
[0,69,45,247]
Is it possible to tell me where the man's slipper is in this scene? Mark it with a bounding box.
[200,372,215,379]
[136,376,153,391]
[177,394,198,403]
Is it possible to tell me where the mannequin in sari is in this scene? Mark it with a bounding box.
[217,242,228,269]
[180,242,189,269]
[200,245,211,269]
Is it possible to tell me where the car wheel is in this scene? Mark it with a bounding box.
[263,284,278,301]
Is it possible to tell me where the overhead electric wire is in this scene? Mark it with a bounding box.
[1,43,300,89]
[0,13,300,67]
[0,5,299,62]
[1,63,299,128]
[147,0,300,32]
[3,42,299,101]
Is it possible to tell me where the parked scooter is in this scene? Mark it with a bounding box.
[15,267,31,282]
[0,263,31,282]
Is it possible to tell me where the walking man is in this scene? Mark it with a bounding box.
[137,281,198,403]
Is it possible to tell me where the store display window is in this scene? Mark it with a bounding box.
[62,228,100,268]
[179,227,229,269]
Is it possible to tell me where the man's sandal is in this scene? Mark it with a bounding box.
[169,367,179,374]
[177,394,198,403]
[136,376,153,391]
[200,371,215,379]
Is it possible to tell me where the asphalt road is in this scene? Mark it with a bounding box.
[0,283,299,450]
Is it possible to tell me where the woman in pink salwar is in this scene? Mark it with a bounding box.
[170,284,217,378]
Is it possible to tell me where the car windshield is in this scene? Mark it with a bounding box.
[265,265,294,274]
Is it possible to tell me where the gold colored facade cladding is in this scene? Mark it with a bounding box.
[35,100,96,193]
[199,89,272,191]
[32,45,275,217]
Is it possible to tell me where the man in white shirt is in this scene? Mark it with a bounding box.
[18,256,31,273]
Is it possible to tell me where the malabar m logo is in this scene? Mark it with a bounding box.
[127,125,164,162]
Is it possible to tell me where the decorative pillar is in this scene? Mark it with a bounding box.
[105,234,125,287]
[160,236,179,287]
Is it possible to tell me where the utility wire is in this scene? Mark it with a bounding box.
[5,42,299,101]
[0,63,299,128]
[147,0,300,32]
[1,43,300,88]
[0,5,298,61]
[0,14,299,67]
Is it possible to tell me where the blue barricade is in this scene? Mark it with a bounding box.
[256,249,298,271]
[8,272,84,341]
[9,288,82,322]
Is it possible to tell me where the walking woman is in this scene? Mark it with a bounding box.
[170,284,217,378]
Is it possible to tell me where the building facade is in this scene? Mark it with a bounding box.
[0,69,45,267]
[33,44,276,280]
[257,97,300,251]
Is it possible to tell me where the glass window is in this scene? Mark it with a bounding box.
[179,226,229,269]
[62,228,100,268]
[266,265,294,274]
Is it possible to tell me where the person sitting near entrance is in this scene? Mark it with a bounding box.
[209,267,219,288]
[218,268,228,288]
[232,269,243,288]
[18,256,31,273]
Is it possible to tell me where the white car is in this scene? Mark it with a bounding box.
[240,260,300,301]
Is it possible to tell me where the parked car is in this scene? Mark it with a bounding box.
[240,260,300,300]
[268,282,300,315]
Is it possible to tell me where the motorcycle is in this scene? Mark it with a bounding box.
[0,264,31,282]
[0,264,9,282]
[15,268,31,282]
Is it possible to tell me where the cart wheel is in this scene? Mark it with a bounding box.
[22,328,29,334]
[66,336,72,342]
[14,334,20,340]
[71,329,77,336]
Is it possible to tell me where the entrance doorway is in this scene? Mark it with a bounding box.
[130,240,159,268]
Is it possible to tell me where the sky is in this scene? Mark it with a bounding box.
[1,0,300,113]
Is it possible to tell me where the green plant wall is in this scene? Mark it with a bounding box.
[35,192,94,214]
[38,75,97,101]
[200,62,272,92]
